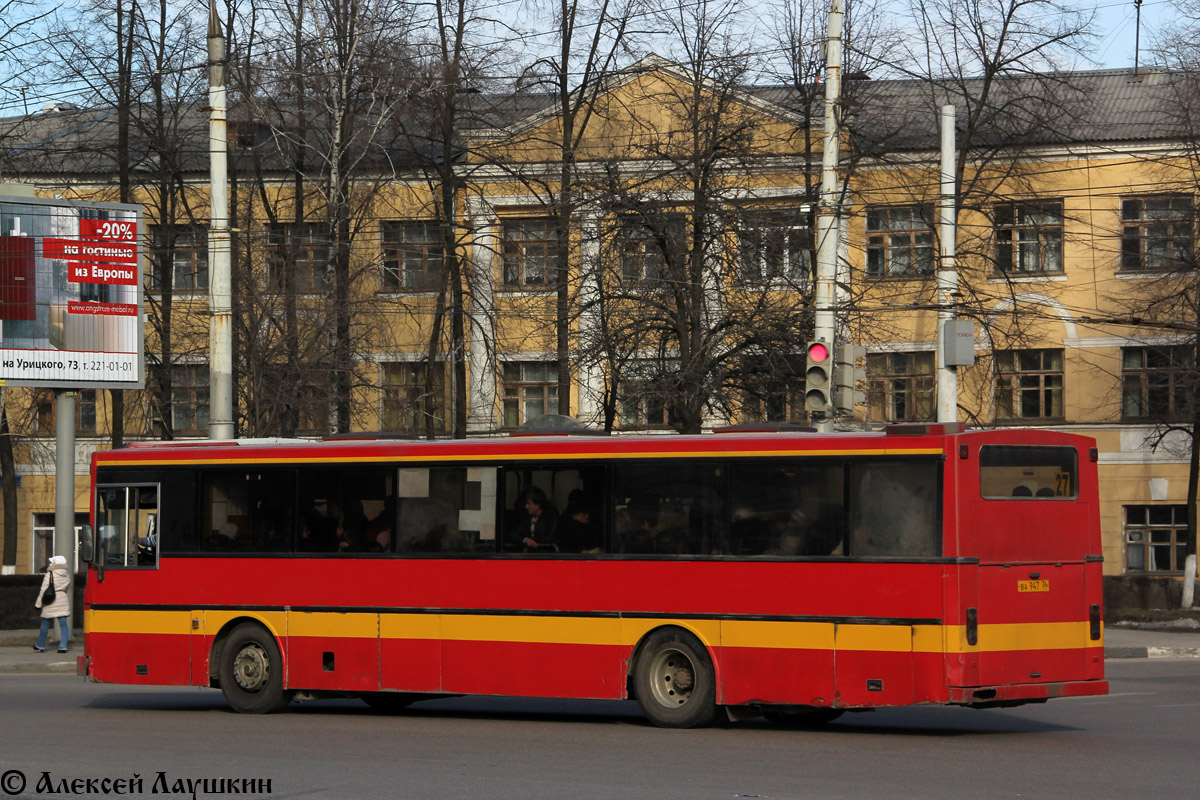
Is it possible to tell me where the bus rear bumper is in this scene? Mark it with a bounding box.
[948,679,1109,708]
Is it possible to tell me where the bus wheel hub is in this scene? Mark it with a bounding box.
[671,665,694,692]
[232,645,268,691]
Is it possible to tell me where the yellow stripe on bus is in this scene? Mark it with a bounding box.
[85,608,193,635]
[84,609,1101,655]
[947,622,1103,653]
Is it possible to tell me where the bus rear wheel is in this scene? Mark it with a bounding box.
[218,623,292,714]
[633,629,716,728]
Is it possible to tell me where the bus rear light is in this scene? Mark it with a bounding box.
[966,607,978,646]
[1090,604,1101,640]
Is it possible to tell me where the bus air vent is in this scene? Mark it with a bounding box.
[713,423,817,434]
[884,422,965,436]
[322,432,418,441]
[510,414,607,437]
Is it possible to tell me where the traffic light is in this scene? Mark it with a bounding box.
[805,340,832,413]
[834,343,867,413]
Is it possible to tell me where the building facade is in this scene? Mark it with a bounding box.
[0,59,1196,599]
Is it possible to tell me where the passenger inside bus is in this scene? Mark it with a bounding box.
[365,497,396,552]
[558,494,602,553]
[510,487,558,552]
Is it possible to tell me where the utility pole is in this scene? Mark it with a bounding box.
[936,104,959,423]
[207,1,233,440]
[812,0,843,433]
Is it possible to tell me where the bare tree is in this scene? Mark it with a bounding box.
[0,0,57,568]
[1104,14,1200,606]
[577,0,814,433]
[228,0,420,436]
[844,0,1095,421]
[386,0,513,437]
[479,0,634,417]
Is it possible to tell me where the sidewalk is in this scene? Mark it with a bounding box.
[0,629,78,674]
[0,624,1197,676]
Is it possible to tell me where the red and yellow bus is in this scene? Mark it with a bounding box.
[78,423,1107,727]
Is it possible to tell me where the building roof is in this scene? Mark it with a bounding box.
[0,65,1190,184]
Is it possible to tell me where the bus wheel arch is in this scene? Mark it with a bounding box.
[629,625,717,728]
[213,620,293,714]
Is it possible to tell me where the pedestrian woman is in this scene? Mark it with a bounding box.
[33,555,71,653]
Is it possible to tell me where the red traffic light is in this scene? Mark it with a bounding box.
[807,342,829,362]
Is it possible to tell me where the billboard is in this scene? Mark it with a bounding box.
[0,196,144,389]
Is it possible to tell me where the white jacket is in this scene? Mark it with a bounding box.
[35,563,71,619]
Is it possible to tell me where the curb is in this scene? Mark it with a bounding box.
[0,660,76,675]
[1105,646,1200,659]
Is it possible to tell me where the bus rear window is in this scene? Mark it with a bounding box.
[980,445,1078,499]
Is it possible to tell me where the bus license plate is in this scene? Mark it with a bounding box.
[1018,580,1050,593]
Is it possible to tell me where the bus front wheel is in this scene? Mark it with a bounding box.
[632,629,716,728]
[218,623,292,714]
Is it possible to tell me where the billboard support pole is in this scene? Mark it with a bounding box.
[54,389,76,641]
[207,1,234,440]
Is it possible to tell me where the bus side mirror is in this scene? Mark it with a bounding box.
[79,524,95,563]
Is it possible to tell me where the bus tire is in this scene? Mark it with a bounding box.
[633,628,716,728]
[218,622,292,714]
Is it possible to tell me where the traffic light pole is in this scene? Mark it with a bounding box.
[813,0,844,433]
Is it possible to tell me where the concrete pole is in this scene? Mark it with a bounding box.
[54,389,75,638]
[936,104,959,424]
[1184,554,1196,608]
[813,0,844,433]
[207,1,234,440]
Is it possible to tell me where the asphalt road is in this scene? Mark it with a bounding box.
[0,660,1196,799]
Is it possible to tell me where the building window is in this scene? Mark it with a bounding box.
[618,219,684,283]
[502,362,557,428]
[268,222,328,293]
[35,389,97,434]
[382,362,447,434]
[867,352,935,423]
[1121,195,1194,272]
[293,385,327,435]
[167,365,210,435]
[994,349,1063,420]
[866,207,934,278]
[737,210,812,287]
[739,354,806,424]
[1125,505,1188,573]
[619,386,676,429]
[502,219,559,288]
[148,225,208,292]
[381,221,444,291]
[1121,345,1195,420]
[994,201,1063,274]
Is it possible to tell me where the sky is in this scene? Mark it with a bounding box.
[1092,0,1173,69]
[0,0,1185,117]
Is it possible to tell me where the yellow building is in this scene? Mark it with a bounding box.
[0,59,1196,605]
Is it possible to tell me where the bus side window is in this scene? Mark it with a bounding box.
[95,485,160,567]
[612,463,720,556]
[501,467,606,554]
[848,462,939,557]
[397,467,496,554]
[727,462,845,557]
